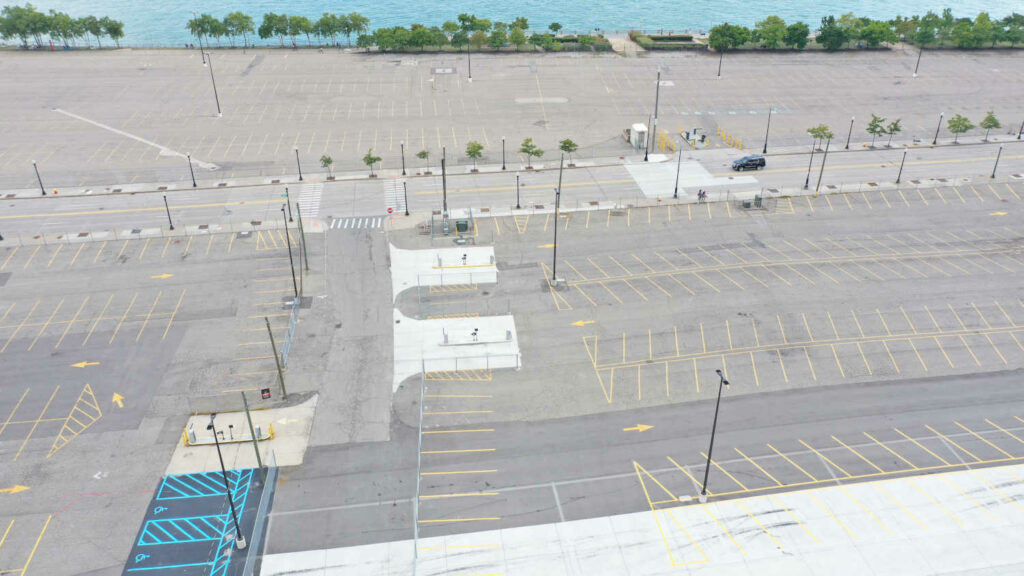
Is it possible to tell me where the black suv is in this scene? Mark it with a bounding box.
[731,155,766,171]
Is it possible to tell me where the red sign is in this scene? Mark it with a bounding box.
[387,207,394,214]
[261,388,271,399]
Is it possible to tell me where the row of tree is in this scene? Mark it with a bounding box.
[709,10,1024,53]
[186,12,370,48]
[0,3,124,48]
[319,137,581,177]
[809,111,1003,151]
[356,16,572,52]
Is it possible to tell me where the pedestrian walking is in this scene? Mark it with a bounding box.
[462,254,468,265]
[472,328,479,342]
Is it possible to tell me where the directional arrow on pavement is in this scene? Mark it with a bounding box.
[71,361,100,368]
[622,424,653,433]
[990,211,1008,216]
[150,273,174,279]
[112,393,125,408]
[537,244,555,248]
[0,485,30,495]
[571,320,595,327]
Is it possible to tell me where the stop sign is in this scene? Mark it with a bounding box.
[387,207,393,214]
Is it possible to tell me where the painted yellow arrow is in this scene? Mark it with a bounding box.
[537,243,555,248]
[0,485,30,495]
[990,211,1008,216]
[623,424,653,433]
[571,320,595,327]
[71,361,100,368]
[112,393,125,408]
[151,273,174,279]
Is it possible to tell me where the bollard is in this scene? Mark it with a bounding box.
[506,329,512,341]
[443,329,448,344]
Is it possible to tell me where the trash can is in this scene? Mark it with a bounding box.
[455,220,469,233]
[754,195,762,208]
[742,200,751,209]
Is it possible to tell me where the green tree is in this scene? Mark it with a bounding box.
[520,138,543,168]
[451,30,469,50]
[469,30,487,50]
[258,13,288,46]
[946,114,974,143]
[866,114,886,147]
[513,17,529,31]
[807,124,835,146]
[559,139,579,164]
[885,119,902,146]
[48,10,75,46]
[0,4,36,47]
[80,15,103,47]
[980,110,1000,141]
[549,22,562,34]
[488,25,507,49]
[816,15,849,51]
[100,16,123,48]
[708,22,751,52]
[465,141,484,169]
[429,26,448,48]
[320,155,334,176]
[937,8,955,43]
[754,15,787,48]
[783,22,810,49]
[836,12,863,46]
[416,149,430,171]
[1003,14,1024,47]
[457,13,480,32]
[442,20,459,39]
[207,17,227,47]
[859,20,896,47]
[345,13,369,45]
[363,148,382,176]
[578,34,596,50]
[509,26,526,50]
[973,12,995,47]
[409,24,432,51]
[315,13,340,45]
[224,12,254,47]
[289,15,313,47]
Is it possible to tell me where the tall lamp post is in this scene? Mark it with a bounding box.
[672,145,683,199]
[187,153,197,187]
[403,181,410,216]
[501,136,506,170]
[1017,118,1023,140]
[762,106,773,154]
[815,137,832,195]
[32,160,45,196]
[644,70,662,162]
[163,195,175,230]
[441,147,448,214]
[294,147,303,181]
[803,139,816,190]
[992,144,1004,179]
[467,47,472,82]
[844,116,855,150]
[551,154,564,281]
[193,10,206,65]
[515,172,521,209]
[913,45,923,77]
[207,414,247,549]
[699,369,730,502]
[400,141,406,176]
[895,147,908,184]
[284,187,294,222]
[932,112,944,145]
[205,51,222,117]
[282,205,298,297]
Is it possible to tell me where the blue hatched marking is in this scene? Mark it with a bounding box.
[138,515,228,546]
[210,469,254,576]
[156,470,249,500]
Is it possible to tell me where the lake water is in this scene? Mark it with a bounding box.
[25,1,1022,47]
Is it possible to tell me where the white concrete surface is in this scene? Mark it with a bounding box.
[260,463,1024,575]
[165,395,317,474]
[626,159,757,199]
[392,309,520,391]
[388,244,497,301]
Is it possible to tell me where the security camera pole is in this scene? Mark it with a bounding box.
[699,369,730,502]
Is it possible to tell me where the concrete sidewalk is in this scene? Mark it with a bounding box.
[260,462,1024,575]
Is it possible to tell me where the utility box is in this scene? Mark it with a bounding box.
[455,220,469,233]
[628,124,649,151]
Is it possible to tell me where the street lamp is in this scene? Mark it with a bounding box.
[284,187,294,222]
[672,145,683,199]
[403,180,410,216]
[207,414,247,549]
[844,116,855,150]
[762,106,773,154]
[913,45,923,77]
[1017,118,1023,140]
[932,112,944,145]
[163,195,174,230]
[515,172,521,209]
[400,141,406,176]
[282,205,298,297]
[32,160,45,196]
[551,154,564,281]
[815,137,832,195]
[187,153,197,187]
[501,136,506,170]
[699,369,730,502]
[294,147,303,181]
[992,144,1004,179]
[205,51,221,117]
[896,147,908,184]
[645,70,662,162]
[441,147,448,214]
[467,47,472,82]
[803,139,816,190]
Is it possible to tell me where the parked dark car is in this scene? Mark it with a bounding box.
[731,155,766,171]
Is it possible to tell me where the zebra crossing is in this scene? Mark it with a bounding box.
[384,178,407,215]
[297,182,323,218]
[330,216,383,230]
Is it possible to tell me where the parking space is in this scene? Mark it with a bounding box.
[0,514,51,575]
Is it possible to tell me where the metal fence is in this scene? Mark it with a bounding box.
[280,295,301,367]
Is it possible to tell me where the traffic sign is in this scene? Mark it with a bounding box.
[387,207,393,214]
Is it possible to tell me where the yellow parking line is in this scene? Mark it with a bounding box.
[863,432,917,469]
[13,386,59,461]
[420,470,497,476]
[417,517,500,523]
[986,418,1024,444]
[19,514,52,574]
[874,483,928,530]
[1,300,40,353]
[68,243,86,267]
[699,503,745,554]
[953,421,1012,458]
[421,448,496,454]
[422,429,494,435]
[832,435,884,473]
[667,455,706,494]
[92,241,107,263]
[839,485,894,534]
[809,493,857,540]
[109,293,139,344]
[162,289,186,340]
[1,246,19,270]
[700,452,747,490]
[940,475,999,521]
[771,494,822,545]
[799,439,850,477]
[28,298,64,351]
[924,424,981,462]
[735,447,782,486]
[22,245,41,269]
[766,443,817,481]
[136,291,162,342]
[894,427,950,465]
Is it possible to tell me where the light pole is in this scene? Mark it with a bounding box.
[193,10,205,65]
[645,70,662,162]
[441,147,448,214]
[207,414,247,549]
[551,154,564,282]
[501,136,506,170]
[282,205,298,297]
[163,195,174,230]
[992,144,1004,179]
[699,369,730,502]
[762,106,773,154]
[815,137,832,195]
[932,112,944,145]
[403,180,410,216]
[803,139,816,190]
[187,153,197,187]
[913,45,923,77]
[284,187,293,222]
[294,147,303,181]
[896,147,908,184]
[1017,118,1023,140]
[672,145,682,199]
[467,47,472,82]
[515,172,521,209]
[32,160,45,196]
[400,141,406,175]
[844,116,855,150]
[205,51,221,117]
[716,50,724,79]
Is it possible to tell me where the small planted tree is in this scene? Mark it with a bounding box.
[980,110,1000,141]
[866,114,886,147]
[947,114,974,143]
[416,149,430,174]
[520,138,543,169]
[320,155,334,177]
[885,119,902,147]
[363,148,382,177]
[559,139,579,166]
[465,141,484,171]
[549,22,562,35]
[509,26,526,51]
